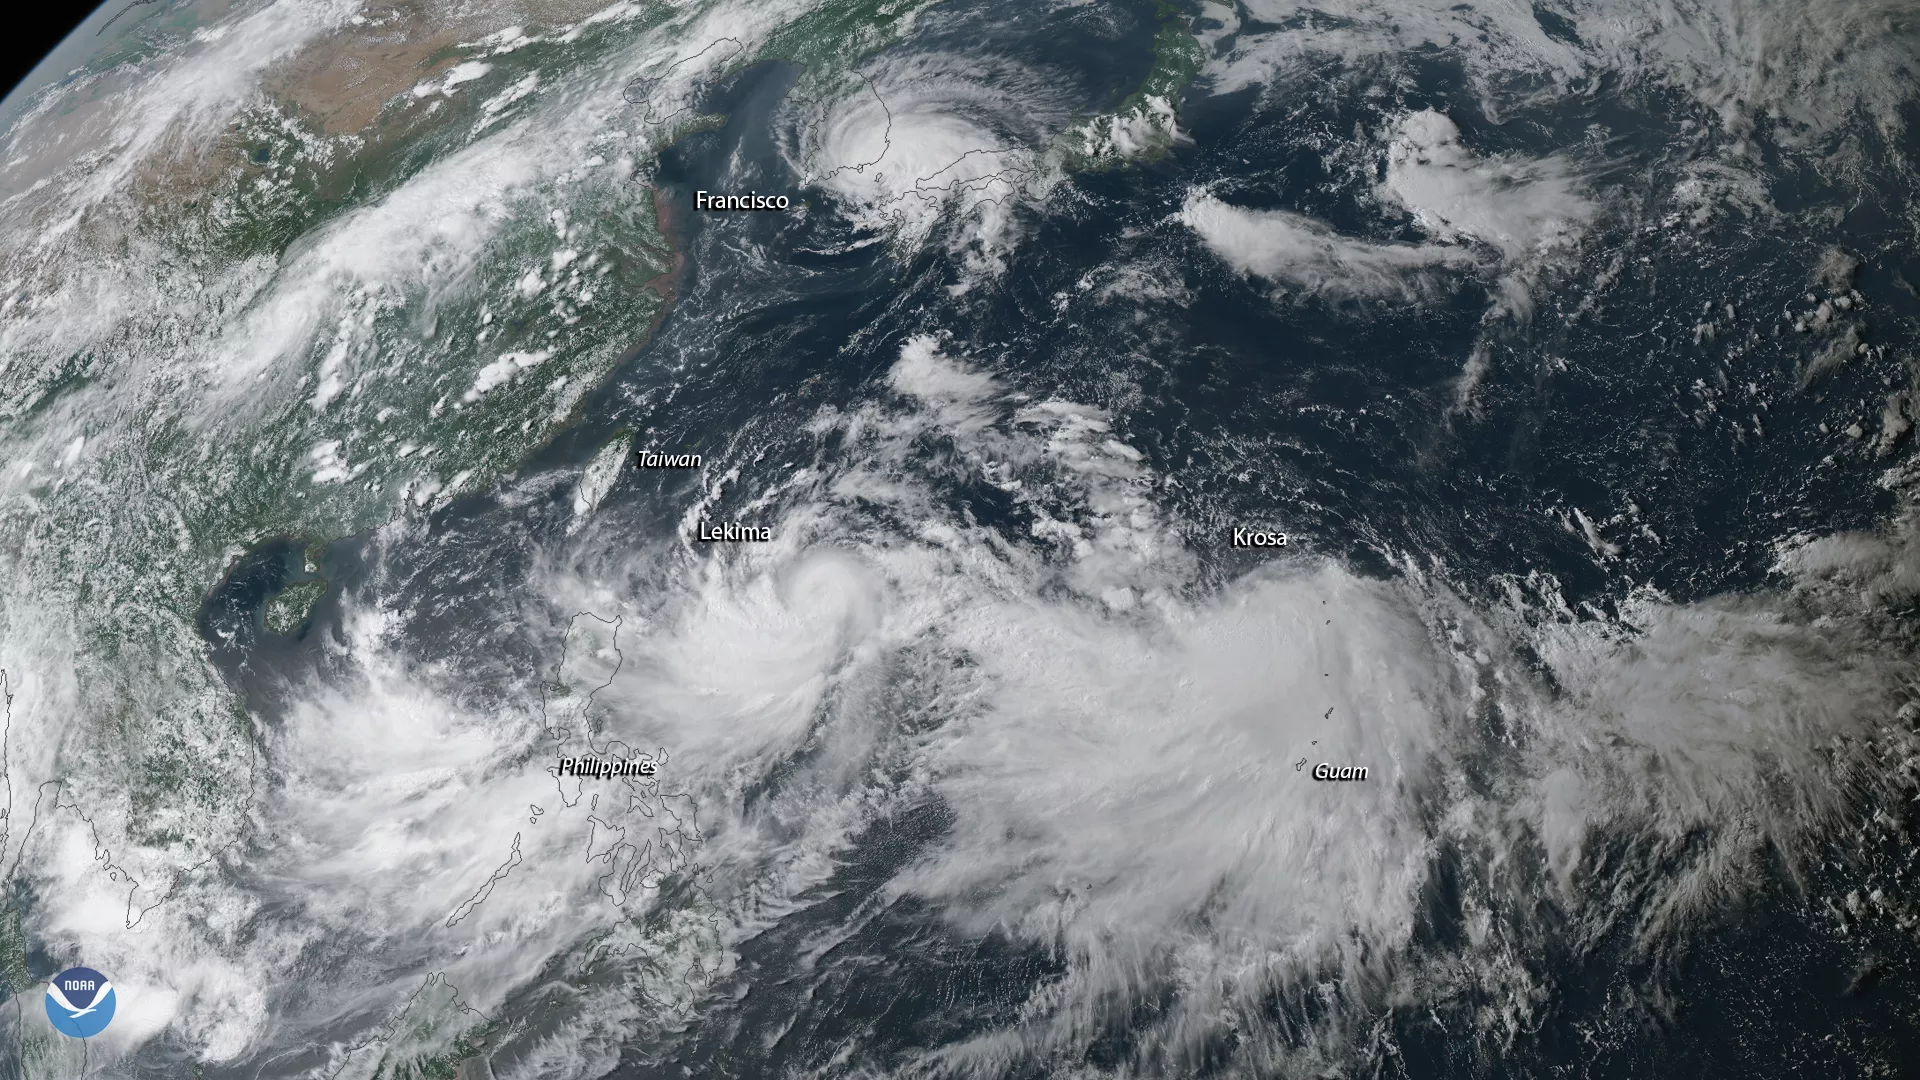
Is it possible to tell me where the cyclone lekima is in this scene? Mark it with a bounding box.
[4,0,1920,1077]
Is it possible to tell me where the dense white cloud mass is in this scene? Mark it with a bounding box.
[1378,110,1591,261]
[519,340,1920,1071]
[1178,190,1476,299]
[788,51,1070,286]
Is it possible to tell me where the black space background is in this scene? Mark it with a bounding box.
[4,7,99,101]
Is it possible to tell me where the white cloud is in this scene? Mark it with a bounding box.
[1213,0,1920,141]
[463,350,552,403]
[1378,110,1591,261]
[792,52,1066,284]
[1177,190,1475,299]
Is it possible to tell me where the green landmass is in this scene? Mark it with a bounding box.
[265,580,328,635]
[1061,0,1202,168]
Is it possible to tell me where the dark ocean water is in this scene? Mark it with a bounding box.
[196,0,1920,1075]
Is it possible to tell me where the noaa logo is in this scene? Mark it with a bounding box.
[45,966,115,1038]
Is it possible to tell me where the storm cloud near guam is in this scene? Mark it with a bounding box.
[3,0,1920,1076]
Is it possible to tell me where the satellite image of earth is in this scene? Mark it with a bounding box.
[4,0,1920,1076]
